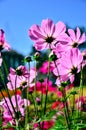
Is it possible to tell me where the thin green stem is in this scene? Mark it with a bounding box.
[40,82,43,117]
[15,75,19,112]
[0,89,13,118]
[79,66,83,120]
[62,90,71,130]
[0,69,16,114]
[25,62,30,130]
[34,60,38,117]
[42,59,50,130]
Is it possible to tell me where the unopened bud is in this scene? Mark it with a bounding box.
[49,54,57,61]
[33,52,40,61]
[24,56,32,63]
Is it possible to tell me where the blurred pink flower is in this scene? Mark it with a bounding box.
[76,96,86,112]
[29,78,57,95]
[0,29,11,66]
[51,101,64,110]
[1,94,30,124]
[39,61,54,74]
[0,29,10,51]
[29,18,69,50]
[35,78,56,94]
[34,120,54,130]
[40,120,54,130]
[82,50,86,67]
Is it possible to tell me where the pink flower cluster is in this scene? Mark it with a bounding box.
[29,18,86,86]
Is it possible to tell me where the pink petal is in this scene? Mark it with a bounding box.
[0,57,2,66]
[34,40,48,50]
[76,27,81,41]
[78,33,86,44]
[56,33,70,42]
[68,29,76,41]
[55,21,66,35]
[41,18,55,36]
[29,25,45,41]
[70,48,83,68]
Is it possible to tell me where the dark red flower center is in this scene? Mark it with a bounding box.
[83,55,86,60]
[71,67,78,74]
[16,69,23,76]
[0,45,3,51]
[72,42,78,47]
[45,36,54,43]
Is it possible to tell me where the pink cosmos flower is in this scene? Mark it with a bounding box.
[29,78,56,93]
[53,48,83,84]
[0,29,10,51]
[7,66,36,90]
[34,120,54,130]
[7,74,28,90]
[68,27,86,47]
[82,50,86,67]
[76,96,86,112]
[51,101,64,110]
[52,27,86,58]
[52,42,70,58]
[0,29,11,66]
[10,66,36,82]
[40,120,54,130]
[39,61,54,74]
[10,65,29,78]
[28,18,69,50]
[35,78,56,94]
[1,94,30,124]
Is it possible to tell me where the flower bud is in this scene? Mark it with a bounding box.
[33,52,40,61]
[24,56,32,63]
[49,54,57,61]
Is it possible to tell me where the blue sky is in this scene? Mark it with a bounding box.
[0,0,86,56]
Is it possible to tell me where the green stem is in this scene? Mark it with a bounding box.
[15,75,19,112]
[0,89,13,118]
[34,60,38,117]
[25,62,30,129]
[79,66,83,120]
[40,82,43,117]
[62,89,71,130]
[42,59,50,130]
[0,54,16,115]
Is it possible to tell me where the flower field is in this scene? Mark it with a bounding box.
[0,18,86,130]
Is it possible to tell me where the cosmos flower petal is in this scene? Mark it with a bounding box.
[29,25,45,41]
[78,33,86,44]
[41,18,55,36]
[68,29,76,41]
[76,27,81,41]
[55,21,66,35]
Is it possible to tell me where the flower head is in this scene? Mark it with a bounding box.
[0,29,11,66]
[53,48,83,84]
[0,29,10,51]
[52,27,86,58]
[29,18,68,50]
[68,27,86,47]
